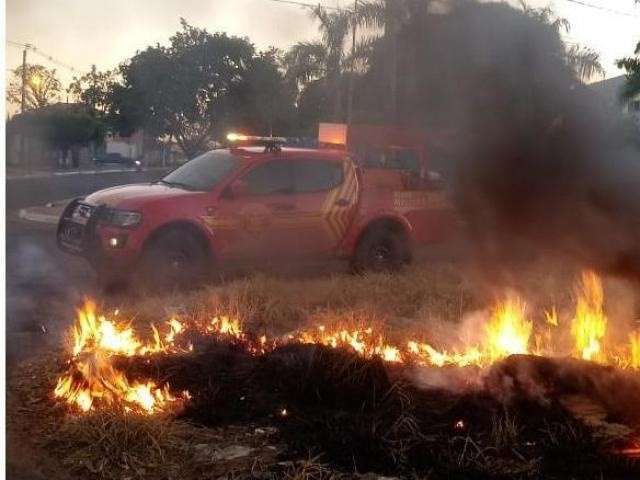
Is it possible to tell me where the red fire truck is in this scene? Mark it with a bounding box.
[57,126,455,286]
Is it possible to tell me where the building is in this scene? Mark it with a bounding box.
[105,129,144,159]
[6,102,96,170]
[590,75,640,127]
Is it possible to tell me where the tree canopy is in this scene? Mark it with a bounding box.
[68,65,118,115]
[23,2,628,158]
[9,105,105,159]
[617,42,640,100]
[6,64,62,110]
[107,19,296,156]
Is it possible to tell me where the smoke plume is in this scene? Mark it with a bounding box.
[374,0,640,283]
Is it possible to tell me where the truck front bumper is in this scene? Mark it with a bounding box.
[56,198,140,272]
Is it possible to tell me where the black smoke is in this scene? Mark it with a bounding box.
[358,0,640,283]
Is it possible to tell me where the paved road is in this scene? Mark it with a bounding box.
[7,167,170,210]
[6,169,169,363]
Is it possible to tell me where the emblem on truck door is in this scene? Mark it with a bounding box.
[321,160,358,243]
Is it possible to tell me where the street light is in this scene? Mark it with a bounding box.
[30,73,42,88]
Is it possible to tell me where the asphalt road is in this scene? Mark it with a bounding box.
[6,169,170,364]
[7,167,170,210]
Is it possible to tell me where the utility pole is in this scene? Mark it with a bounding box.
[347,0,357,126]
[20,45,29,172]
[21,47,27,113]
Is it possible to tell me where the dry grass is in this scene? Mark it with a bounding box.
[52,413,199,479]
[111,263,477,338]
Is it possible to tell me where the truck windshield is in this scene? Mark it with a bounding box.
[160,151,238,191]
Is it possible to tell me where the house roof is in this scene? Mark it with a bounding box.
[589,75,628,105]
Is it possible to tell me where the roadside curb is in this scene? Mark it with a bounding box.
[18,207,62,225]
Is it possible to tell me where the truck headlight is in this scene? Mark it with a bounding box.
[105,209,142,228]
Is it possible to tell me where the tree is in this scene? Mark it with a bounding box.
[519,1,604,82]
[6,64,61,110]
[9,105,104,167]
[227,48,296,135]
[567,45,605,82]
[283,41,327,92]
[617,42,640,100]
[518,1,570,34]
[310,6,351,121]
[353,0,412,122]
[68,65,117,114]
[113,20,257,156]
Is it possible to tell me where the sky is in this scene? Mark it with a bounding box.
[5,0,640,93]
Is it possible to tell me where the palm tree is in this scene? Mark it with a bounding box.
[282,41,328,91]
[566,45,605,82]
[614,0,640,99]
[310,5,351,121]
[352,0,413,122]
[282,6,351,122]
[519,1,605,83]
[351,0,434,122]
[518,1,570,34]
[617,42,640,100]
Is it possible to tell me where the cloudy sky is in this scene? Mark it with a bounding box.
[6,0,640,90]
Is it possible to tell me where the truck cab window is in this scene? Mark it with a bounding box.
[293,159,343,193]
[244,160,294,195]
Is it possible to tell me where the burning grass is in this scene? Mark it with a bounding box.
[8,265,640,479]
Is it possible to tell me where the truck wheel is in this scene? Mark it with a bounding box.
[351,227,408,273]
[138,228,209,290]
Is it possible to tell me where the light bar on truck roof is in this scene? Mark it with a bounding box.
[226,133,286,144]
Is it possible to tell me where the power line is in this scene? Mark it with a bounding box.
[6,40,81,73]
[561,0,640,18]
[267,0,352,13]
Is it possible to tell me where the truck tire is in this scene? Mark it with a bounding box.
[351,227,409,273]
[138,228,209,290]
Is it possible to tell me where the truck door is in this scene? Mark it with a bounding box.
[214,157,358,260]
[286,157,359,257]
[213,159,296,260]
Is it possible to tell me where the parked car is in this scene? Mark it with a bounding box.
[58,142,456,287]
[94,152,141,170]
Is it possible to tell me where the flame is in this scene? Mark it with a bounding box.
[403,296,530,368]
[55,271,640,416]
[165,318,184,343]
[407,341,482,367]
[545,308,559,327]
[485,296,532,362]
[54,301,181,413]
[630,332,640,369]
[297,325,402,362]
[572,271,607,361]
[209,315,243,338]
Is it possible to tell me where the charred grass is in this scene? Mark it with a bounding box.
[8,264,640,479]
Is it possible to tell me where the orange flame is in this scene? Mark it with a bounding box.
[297,325,402,362]
[55,271,640,415]
[571,271,607,362]
[486,296,532,362]
[630,331,640,369]
[54,301,181,413]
